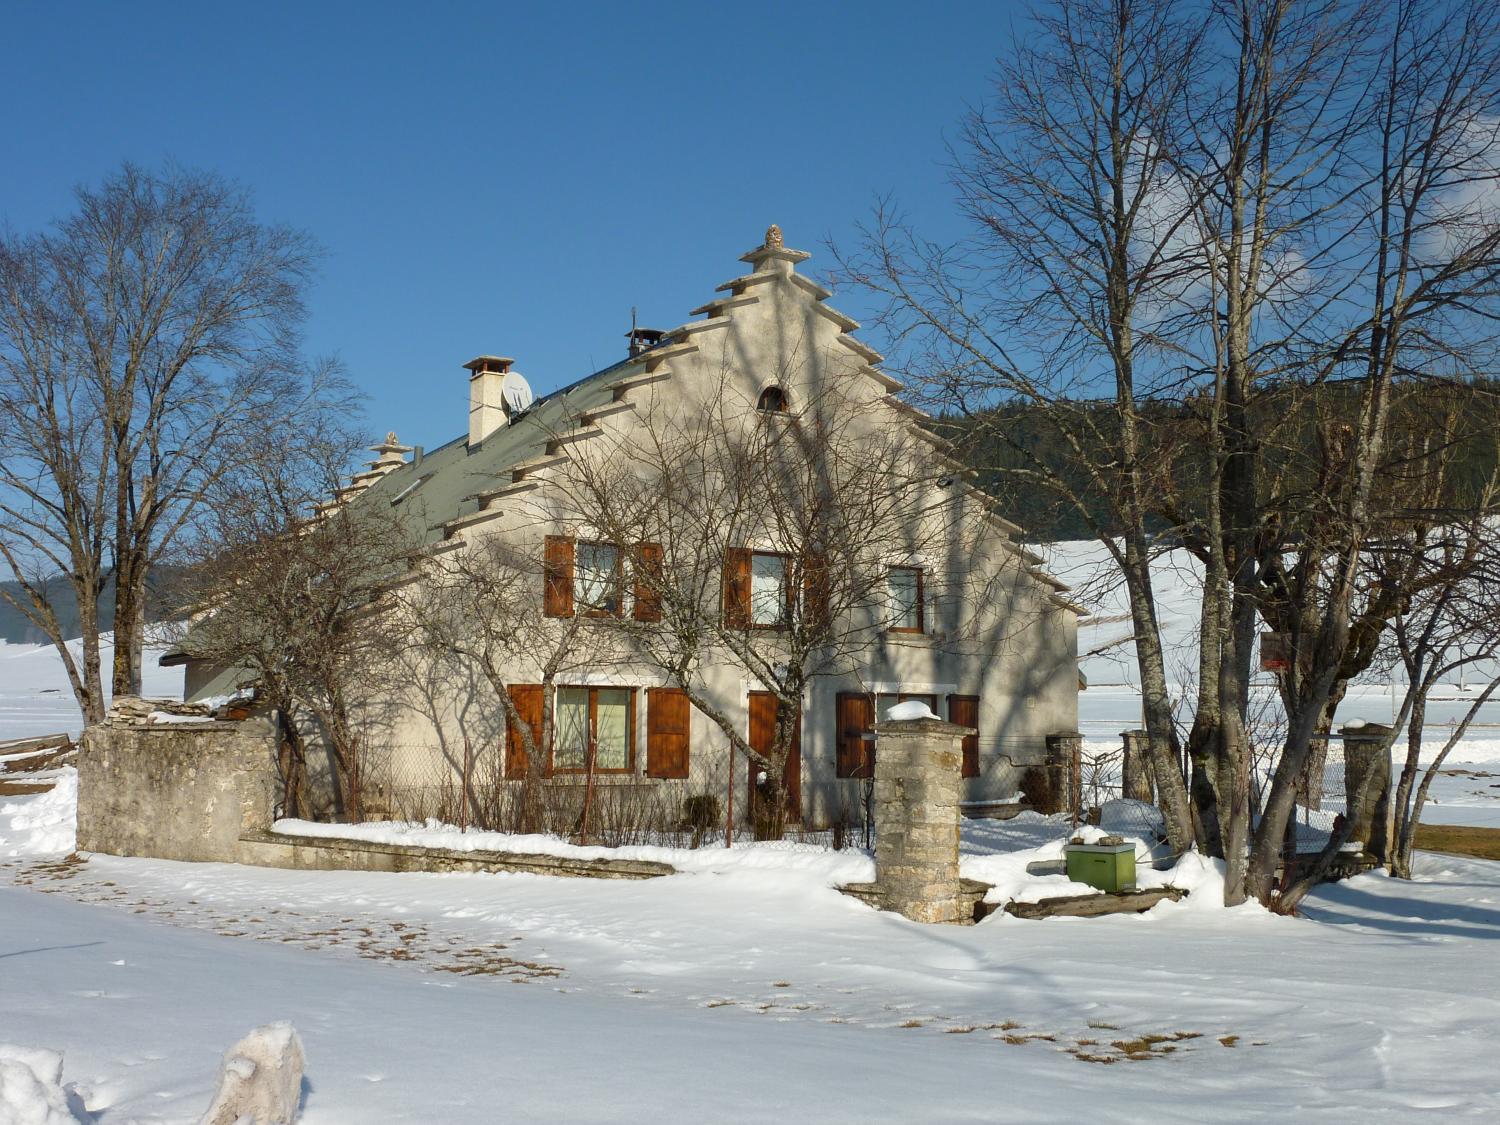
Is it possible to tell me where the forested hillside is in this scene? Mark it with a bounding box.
[944,377,1500,542]
[0,568,189,645]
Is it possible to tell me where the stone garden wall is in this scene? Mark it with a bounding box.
[78,705,277,863]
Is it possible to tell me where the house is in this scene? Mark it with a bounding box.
[173,227,1082,829]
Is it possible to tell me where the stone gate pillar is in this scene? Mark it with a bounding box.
[1340,722,1393,863]
[1121,729,1154,803]
[1045,731,1083,820]
[871,714,973,924]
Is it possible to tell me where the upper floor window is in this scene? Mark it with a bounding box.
[725,547,803,628]
[749,551,792,626]
[888,566,924,633]
[544,535,662,622]
[575,541,623,616]
[756,385,789,414]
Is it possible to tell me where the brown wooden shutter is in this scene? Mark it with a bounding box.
[634,542,663,623]
[723,547,752,627]
[543,536,574,617]
[505,683,545,777]
[949,694,980,778]
[835,692,875,779]
[646,687,690,778]
[802,551,829,630]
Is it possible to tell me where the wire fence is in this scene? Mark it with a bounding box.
[1078,735,1363,853]
[337,733,1364,857]
[351,742,867,849]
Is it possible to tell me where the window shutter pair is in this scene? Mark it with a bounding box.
[948,694,980,778]
[835,692,875,778]
[543,535,663,621]
[645,687,690,778]
[506,683,546,777]
[723,548,823,627]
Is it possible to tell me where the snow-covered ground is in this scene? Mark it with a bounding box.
[2,776,1499,1121]
[4,588,1500,1119]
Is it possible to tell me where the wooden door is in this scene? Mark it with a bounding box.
[747,691,801,822]
[948,695,980,778]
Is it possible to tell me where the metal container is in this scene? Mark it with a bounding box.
[1064,836,1137,893]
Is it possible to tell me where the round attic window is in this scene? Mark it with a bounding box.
[756,385,789,413]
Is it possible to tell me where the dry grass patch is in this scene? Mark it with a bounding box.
[1414,824,1500,862]
[0,780,54,797]
[1065,1030,1205,1064]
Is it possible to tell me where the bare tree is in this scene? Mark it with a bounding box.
[1379,497,1500,881]
[402,532,615,837]
[844,0,1500,905]
[0,162,320,722]
[836,0,1207,854]
[170,403,418,821]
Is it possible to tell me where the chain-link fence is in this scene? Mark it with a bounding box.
[1274,739,1350,854]
[1078,732,1369,855]
[352,743,744,848]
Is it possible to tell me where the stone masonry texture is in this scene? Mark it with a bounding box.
[871,717,972,924]
[78,717,277,863]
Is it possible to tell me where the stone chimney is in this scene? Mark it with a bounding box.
[464,356,515,447]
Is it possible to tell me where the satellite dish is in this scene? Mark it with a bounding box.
[500,371,534,418]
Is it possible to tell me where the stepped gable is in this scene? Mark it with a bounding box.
[322,226,1075,605]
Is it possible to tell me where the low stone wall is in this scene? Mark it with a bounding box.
[78,717,277,863]
[238,830,674,879]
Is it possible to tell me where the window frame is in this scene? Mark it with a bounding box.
[748,549,796,629]
[549,685,637,775]
[886,565,925,634]
[573,539,626,618]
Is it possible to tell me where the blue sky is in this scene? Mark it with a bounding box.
[6,1,1019,449]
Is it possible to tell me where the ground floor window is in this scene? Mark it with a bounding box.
[553,686,635,772]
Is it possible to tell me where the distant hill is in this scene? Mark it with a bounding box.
[942,377,1500,542]
[0,567,190,645]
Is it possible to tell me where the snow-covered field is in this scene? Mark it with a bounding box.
[2,553,1500,1120]
[2,775,1499,1121]
[0,636,183,741]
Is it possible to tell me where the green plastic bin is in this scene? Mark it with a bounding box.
[1064,837,1137,893]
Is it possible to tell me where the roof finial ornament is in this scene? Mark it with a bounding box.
[385,430,398,445]
[765,223,784,249]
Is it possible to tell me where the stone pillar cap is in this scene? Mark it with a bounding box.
[1340,721,1393,737]
[873,717,976,737]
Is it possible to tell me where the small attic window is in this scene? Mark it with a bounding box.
[756,385,789,414]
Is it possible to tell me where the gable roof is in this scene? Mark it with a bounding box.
[175,228,1082,669]
[359,352,641,550]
